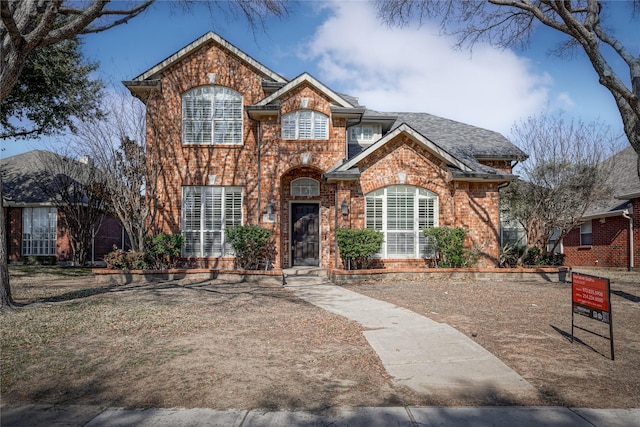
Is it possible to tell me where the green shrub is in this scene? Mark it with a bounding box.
[104,246,150,271]
[499,243,522,268]
[336,228,384,270]
[226,225,275,270]
[423,227,477,268]
[24,256,57,266]
[146,233,184,269]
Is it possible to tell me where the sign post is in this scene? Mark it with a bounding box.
[571,272,614,360]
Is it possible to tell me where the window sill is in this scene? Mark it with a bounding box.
[182,143,244,148]
[577,246,592,250]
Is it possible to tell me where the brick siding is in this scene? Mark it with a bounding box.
[143,39,512,270]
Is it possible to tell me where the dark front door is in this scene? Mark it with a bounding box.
[291,203,320,266]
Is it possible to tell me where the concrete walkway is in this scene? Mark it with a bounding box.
[2,404,639,427]
[283,267,535,401]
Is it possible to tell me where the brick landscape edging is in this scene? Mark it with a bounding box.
[327,267,570,285]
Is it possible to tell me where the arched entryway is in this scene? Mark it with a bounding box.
[280,167,328,268]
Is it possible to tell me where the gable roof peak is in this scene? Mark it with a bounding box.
[256,72,355,108]
[130,31,287,84]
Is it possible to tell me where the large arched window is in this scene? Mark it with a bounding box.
[182,86,243,145]
[365,186,438,258]
[281,110,328,140]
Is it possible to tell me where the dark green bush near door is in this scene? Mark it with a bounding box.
[336,228,384,270]
[226,225,275,270]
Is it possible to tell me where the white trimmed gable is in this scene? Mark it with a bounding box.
[256,73,355,108]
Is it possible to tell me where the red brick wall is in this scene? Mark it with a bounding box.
[143,39,509,270]
[563,214,634,268]
[5,208,21,261]
[5,207,123,265]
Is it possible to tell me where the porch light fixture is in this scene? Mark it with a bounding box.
[267,201,274,215]
[341,199,349,215]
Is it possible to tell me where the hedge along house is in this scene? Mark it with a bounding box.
[124,32,527,271]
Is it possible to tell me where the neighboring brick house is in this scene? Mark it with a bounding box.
[2,150,126,264]
[562,146,639,270]
[124,32,527,270]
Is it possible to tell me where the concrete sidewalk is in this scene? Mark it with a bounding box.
[2,404,639,426]
[283,268,534,401]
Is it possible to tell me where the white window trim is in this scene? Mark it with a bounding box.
[282,110,329,140]
[365,186,438,259]
[181,186,243,257]
[349,124,381,143]
[182,86,243,145]
[22,207,57,256]
[580,221,593,246]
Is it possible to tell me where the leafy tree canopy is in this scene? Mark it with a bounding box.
[0,37,103,140]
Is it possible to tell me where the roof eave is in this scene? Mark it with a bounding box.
[122,80,161,101]
[616,191,640,200]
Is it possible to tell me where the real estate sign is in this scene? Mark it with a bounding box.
[571,272,614,360]
[572,273,611,323]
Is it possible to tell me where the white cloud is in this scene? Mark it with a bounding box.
[300,1,552,135]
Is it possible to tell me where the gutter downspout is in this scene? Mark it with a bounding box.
[622,206,634,271]
[248,114,262,221]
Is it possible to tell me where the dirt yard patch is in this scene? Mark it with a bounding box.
[1,269,408,411]
[1,267,639,410]
[344,268,640,408]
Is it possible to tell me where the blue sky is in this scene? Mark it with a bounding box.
[2,0,638,158]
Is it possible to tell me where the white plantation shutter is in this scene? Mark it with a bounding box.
[281,110,328,140]
[418,189,438,258]
[182,186,243,257]
[298,111,312,139]
[282,114,296,139]
[183,86,242,145]
[213,87,243,144]
[365,186,438,259]
[313,113,328,139]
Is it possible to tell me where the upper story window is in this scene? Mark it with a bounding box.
[182,86,243,145]
[282,110,328,140]
[291,178,320,197]
[349,124,380,143]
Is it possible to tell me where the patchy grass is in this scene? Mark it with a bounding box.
[8,265,94,281]
[1,276,400,410]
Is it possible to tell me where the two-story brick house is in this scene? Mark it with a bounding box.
[124,32,527,270]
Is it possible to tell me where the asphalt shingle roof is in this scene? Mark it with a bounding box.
[585,145,640,216]
[1,150,93,206]
[388,112,528,173]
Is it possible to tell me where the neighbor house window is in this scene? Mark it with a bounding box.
[282,110,328,140]
[182,186,243,257]
[580,221,592,246]
[22,207,57,256]
[365,186,438,258]
[291,178,320,197]
[182,86,243,145]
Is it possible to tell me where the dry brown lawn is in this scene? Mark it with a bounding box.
[1,266,639,410]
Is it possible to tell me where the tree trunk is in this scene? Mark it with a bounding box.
[0,177,16,310]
